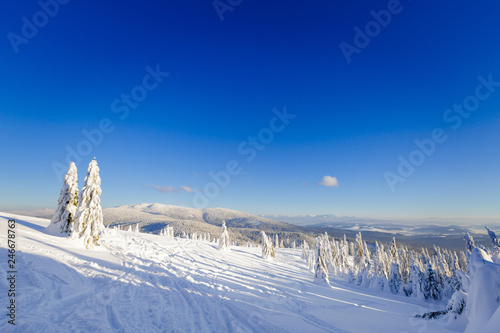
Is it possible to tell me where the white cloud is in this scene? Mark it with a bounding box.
[153,185,194,194]
[319,175,339,187]
[181,185,194,193]
[153,185,176,193]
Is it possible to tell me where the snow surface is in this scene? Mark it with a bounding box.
[1,213,457,332]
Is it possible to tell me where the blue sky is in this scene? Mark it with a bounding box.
[1,0,499,218]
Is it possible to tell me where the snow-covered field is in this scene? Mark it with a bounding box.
[1,213,458,332]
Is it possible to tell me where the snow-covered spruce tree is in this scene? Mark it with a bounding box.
[314,236,330,285]
[349,241,355,258]
[388,260,401,294]
[398,246,410,286]
[459,251,467,272]
[371,241,383,278]
[47,162,79,234]
[302,240,309,259]
[445,289,467,320]
[485,226,500,262]
[307,248,315,271]
[451,251,461,273]
[217,221,230,251]
[71,159,104,249]
[485,226,500,248]
[166,225,174,237]
[321,232,332,269]
[423,260,441,300]
[388,237,398,262]
[340,234,350,274]
[354,232,364,266]
[408,260,425,299]
[464,233,475,254]
[330,240,340,275]
[463,232,477,276]
[261,231,275,259]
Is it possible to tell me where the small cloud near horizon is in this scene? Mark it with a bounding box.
[153,185,194,194]
[319,175,339,187]
[181,185,194,193]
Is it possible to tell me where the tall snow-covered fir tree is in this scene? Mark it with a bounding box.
[261,231,275,259]
[354,232,364,266]
[217,221,230,251]
[389,260,401,294]
[302,240,309,259]
[409,260,424,299]
[485,226,500,252]
[71,159,104,249]
[388,237,398,261]
[314,236,330,285]
[47,162,79,234]
[423,260,441,300]
[464,233,475,253]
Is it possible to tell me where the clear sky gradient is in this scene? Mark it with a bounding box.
[1,0,499,219]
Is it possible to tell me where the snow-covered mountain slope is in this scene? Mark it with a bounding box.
[103,203,307,244]
[104,203,281,228]
[1,213,455,333]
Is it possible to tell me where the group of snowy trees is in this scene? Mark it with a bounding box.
[47,159,104,249]
[146,222,300,251]
[305,228,500,328]
[306,231,468,302]
[159,225,174,237]
[214,227,276,259]
[153,222,279,260]
[417,230,500,329]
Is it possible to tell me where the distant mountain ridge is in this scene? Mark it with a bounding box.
[261,214,372,226]
[8,208,55,219]
[103,203,311,244]
[104,203,279,227]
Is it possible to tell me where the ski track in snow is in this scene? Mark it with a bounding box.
[0,214,455,333]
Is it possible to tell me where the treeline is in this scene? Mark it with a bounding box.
[307,227,500,330]
[112,222,309,250]
[308,231,468,301]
